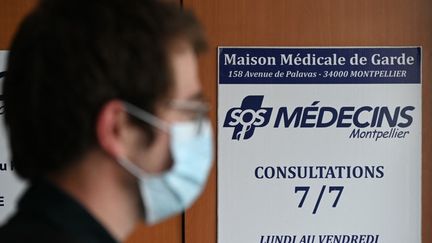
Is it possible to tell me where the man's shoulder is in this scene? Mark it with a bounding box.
[0,180,118,243]
[0,211,77,243]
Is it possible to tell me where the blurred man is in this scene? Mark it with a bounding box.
[0,0,212,242]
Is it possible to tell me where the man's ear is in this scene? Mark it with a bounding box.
[96,100,130,158]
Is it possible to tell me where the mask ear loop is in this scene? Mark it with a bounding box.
[117,157,147,178]
[118,101,173,178]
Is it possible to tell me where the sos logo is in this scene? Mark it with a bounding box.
[0,71,5,115]
[223,96,272,140]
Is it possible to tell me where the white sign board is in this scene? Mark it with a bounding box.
[218,47,421,243]
[0,51,26,225]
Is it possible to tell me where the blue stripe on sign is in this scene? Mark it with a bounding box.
[218,47,421,84]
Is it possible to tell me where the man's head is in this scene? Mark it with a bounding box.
[3,0,207,180]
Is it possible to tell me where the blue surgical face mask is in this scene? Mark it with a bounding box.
[117,101,213,225]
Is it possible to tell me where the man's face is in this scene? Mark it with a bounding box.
[127,42,203,174]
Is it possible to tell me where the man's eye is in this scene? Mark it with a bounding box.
[181,110,199,120]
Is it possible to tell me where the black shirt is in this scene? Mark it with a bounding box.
[0,180,118,243]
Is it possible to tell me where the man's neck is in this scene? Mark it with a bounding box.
[49,151,140,241]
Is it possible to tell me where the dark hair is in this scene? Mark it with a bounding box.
[0,72,5,115]
[3,0,206,180]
